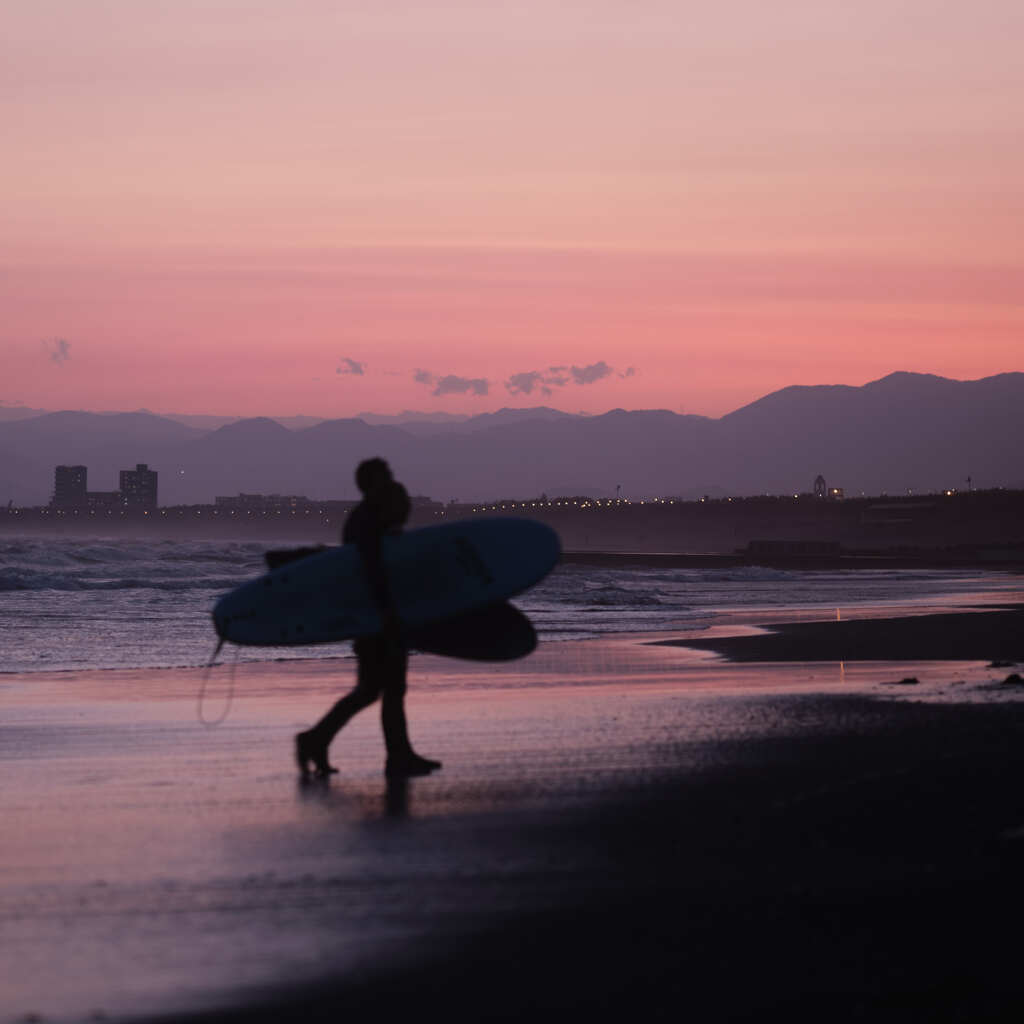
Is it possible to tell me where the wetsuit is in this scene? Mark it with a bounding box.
[304,494,413,759]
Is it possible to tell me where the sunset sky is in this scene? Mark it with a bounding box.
[3,1,1022,418]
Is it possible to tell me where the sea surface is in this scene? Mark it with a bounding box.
[1,535,1021,674]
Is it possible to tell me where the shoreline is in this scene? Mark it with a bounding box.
[6,575,1024,682]
[563,549,1024,571]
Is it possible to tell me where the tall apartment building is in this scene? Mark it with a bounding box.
[119,463,158,508]
[53,465,88,508]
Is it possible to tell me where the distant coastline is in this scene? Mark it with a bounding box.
[4,488,1024,568]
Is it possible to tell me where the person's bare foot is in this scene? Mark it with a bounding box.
[295,731,338,777]
[385,753,442,778]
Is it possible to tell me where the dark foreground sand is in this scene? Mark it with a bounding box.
[153,704,1024,1024]
[668,604,1024,663]
[3,610,1024,1023]
[156,700,1024,1024]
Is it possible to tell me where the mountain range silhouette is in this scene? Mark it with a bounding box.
[1,372,1020,505]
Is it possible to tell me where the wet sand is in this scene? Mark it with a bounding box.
[2,620,1024,1023]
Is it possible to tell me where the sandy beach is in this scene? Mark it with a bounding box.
[3,603,1024,1023]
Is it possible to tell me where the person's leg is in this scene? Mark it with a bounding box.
[381,646,442,777]
[380,645,411,758]
[295,638,382,776]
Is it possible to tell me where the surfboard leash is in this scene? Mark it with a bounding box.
[197,638,238,727]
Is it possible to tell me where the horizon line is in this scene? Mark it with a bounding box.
[3,368,1023,426]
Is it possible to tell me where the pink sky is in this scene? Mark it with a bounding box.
[3,1,1022,418]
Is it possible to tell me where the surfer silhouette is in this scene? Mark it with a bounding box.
[295,458,442,779]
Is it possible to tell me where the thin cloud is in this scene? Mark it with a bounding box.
[414,369,489,397]
[505,371,547,396]
[434,374,488,397]
[570,361,613,385]
[505,369,571,396]
[336,357,365,376]
[43,337,71,364]
[505,360,622,395]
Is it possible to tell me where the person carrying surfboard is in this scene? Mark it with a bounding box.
[295,458,442,779]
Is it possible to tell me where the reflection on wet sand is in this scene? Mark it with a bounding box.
[2,612,1024,1022]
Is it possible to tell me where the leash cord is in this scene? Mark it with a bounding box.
[197,639,237,727]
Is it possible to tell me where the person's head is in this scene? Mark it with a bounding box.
[378,480,411,530]
[355,457,392,496]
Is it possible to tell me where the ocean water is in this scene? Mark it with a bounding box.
[1,535,1021,674]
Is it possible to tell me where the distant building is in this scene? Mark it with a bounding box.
[53,465,87,508]
[120,463,158,508]
[86,490,123,510]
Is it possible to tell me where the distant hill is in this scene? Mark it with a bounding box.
[717,371,1024,495]
[353,407,574,436]
[0,405,50,423]
[1,411,202,445]
[0,412,204,503]
[356,410,468,428]
[3,409,330,432]
[1,373,1021,504]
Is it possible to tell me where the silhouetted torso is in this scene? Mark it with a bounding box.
[342,493,393,610]
[341,497,383,547]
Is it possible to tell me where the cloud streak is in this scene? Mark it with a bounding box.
[570,360,613,385]
[505,371,548,396]
[336,357,365,376]
[505,360,626,395]
[413,361,628,399]
[414,370,489,397]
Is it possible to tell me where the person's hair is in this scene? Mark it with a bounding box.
[355,457,392,494]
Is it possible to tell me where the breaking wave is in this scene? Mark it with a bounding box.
[0,571,252,593]
[0,538,264,593]
[2,536,1020,673]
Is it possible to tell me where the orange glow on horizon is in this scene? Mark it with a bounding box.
[3,2,1022,417]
